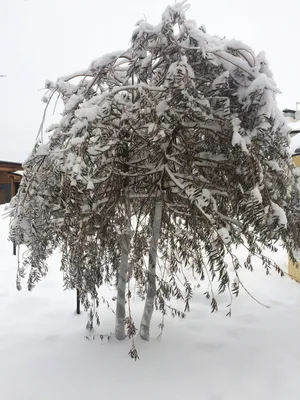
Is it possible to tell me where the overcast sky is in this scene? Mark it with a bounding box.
[1,0,299,162]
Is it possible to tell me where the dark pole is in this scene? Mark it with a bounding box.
[76,288,80,314]
[13,242,16,256]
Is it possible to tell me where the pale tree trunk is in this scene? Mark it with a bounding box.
[115,194,131,340]
[140,200,163,341]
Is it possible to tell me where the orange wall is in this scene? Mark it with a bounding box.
[293,155,300,168]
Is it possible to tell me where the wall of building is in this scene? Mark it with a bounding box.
[0,163,23,204]
[288,154,300,282]
[0,171,11,204]
[0,171,10,184]
[0,171,21,204]
[0,183,12,204]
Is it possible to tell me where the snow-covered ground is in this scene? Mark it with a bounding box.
[1,204,300,400]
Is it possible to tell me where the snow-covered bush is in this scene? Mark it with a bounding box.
[9,1,300,356]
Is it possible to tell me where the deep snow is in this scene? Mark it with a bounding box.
[1,204,300,400]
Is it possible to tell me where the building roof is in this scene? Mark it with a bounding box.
[0,160,23,173]
[283,108,296,113]
[8,171,23,177]
[289,120,300,130]
[0,160,23,167]
[290,129,300,137]
[290,132,300,155]
[290,130,300,138]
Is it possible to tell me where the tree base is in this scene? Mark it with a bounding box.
[139,324,150,341]
[115,328,126,341]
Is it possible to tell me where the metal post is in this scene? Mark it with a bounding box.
[76,288,80,314]
[13,242,16,256]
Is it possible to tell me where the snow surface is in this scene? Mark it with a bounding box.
[1,204,300,399]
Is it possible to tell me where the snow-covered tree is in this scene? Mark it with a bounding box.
[10,1,300,354]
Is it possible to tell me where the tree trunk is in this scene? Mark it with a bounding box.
[115,195,131,340]
[140,200,163,341]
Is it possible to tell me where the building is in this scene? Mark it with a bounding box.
[282,103,300,157]
[283,108,297,119]
[284,103,300,281]
[0,161,23,204]
[283,102,300,144]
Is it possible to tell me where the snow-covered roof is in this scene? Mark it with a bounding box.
[291,134,300,155]
[289,120,300,131]
[286,117,300,155]
[290,120,300,154]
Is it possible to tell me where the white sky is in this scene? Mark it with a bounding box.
[1,0,299,162]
